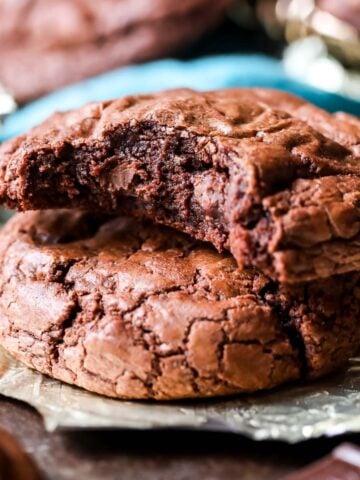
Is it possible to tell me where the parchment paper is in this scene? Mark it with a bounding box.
[0,347,360,442]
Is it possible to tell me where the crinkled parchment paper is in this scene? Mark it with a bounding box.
[1,347,360,442]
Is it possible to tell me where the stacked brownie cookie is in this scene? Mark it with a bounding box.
[0,88,359,400]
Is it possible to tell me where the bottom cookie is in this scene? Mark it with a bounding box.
[0,211,358,400]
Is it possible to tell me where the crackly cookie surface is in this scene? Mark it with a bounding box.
[0,0,228,103]
[0,88,359,283]
[0,210,359,400]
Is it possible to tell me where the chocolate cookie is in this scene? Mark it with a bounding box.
[0,210,359,400]
[1,88,360,284]
[0,0,229,103]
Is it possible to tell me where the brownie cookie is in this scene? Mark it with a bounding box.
[0,210,359,400]
[0,0,229,103]
[1,88,360,283]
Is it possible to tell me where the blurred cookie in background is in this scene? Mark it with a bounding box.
[0,0,230,104]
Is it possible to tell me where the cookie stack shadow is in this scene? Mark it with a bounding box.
[0,88,359,400]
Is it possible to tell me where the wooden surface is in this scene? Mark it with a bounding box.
[0,395,358,480]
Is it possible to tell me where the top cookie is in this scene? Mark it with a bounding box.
[0,0,229,103]
[1,87,360,283]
